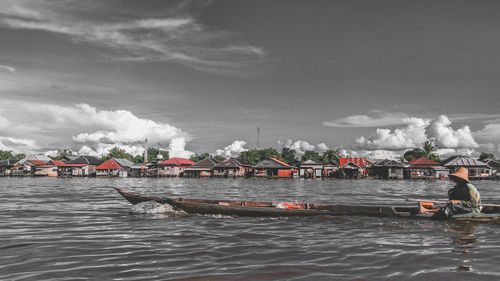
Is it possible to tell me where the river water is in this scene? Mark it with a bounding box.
[1,177,499,280]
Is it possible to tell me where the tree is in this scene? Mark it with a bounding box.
[14,153,25,160]
[321,148,341,164]
[190,153,211,163]
[132,155,143,164]
[403,148,427,162]
[301,150,322,162]
[145,148,169,163]
[403,141,440,162]
[0,150,15,160]
[281,148,298,166]
[479,152,495,162]
[102,147,133,161]
[240,148,285,165]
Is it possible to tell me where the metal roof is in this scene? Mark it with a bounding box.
[214,158,252,168]
[65,156,103,165]
[255,158,295,169]
[442,156,489,167]
[189,158,220,168]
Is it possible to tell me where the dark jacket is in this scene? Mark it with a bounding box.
[448,182,481,212]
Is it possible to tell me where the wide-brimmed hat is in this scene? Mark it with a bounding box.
[449,167,470,183]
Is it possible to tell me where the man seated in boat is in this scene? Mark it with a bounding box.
[432,167,481,220]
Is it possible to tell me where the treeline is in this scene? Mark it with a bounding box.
[0,141,497,164]
[190,147,343,166]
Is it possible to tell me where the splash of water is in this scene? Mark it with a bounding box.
[130,201,179,214]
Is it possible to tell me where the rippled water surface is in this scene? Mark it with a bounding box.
[1,178,499,280]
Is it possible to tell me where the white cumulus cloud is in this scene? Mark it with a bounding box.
[0,101,193,157]
[322,112,413,128]
[427,115,479,149]
[214,140,248,158]
[355,117,428,150]
[277,139,316,158]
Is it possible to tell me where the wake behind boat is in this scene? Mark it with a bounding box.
[113,187,500,222]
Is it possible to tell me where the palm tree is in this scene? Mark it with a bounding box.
[423,140,440,162]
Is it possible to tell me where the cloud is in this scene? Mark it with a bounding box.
[277,139,316,158]
[322,112,413,128]
[474,123,500,143]
[0,136,39,153]
[214,140,248,158]
[317,143,329,152]
[0,101,193,157]
[426,115,479,149]
[355,118,428,150]
[0,65,16,72]
[0,1,264,74]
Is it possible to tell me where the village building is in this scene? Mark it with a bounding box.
[96,158,134,177]
[405,158,448,179]
[213,158,253,178]
[33,160,68,177]
[441,155,492,180]
[299,159,324,179]
[10,154,51,177]
[157,158,195,177]
[60,155,79,162]
[371,159,405,179]
[64,156,103,177]
[0,159,21,176]
[184,158,220,178]
[339,157,368,179]
[254,158,297,178]
[322,162,338,178]
[485,159,500,179]
[130,163,158,177]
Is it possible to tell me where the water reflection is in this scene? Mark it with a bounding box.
[447,222,479,272]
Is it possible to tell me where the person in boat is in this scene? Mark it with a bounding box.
[432,167,481,220]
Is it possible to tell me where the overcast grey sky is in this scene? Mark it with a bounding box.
[1,0,500,159]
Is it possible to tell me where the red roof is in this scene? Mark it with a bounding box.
[29,160,48,166]
[269,157,291,167]
[96,159,124,170]
[158,158,195,166]
[339,157,367,168]
[407,158,439,166]
[49,160,66,166]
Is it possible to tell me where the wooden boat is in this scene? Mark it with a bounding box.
[113,187,500,222]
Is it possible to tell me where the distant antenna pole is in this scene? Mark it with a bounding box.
[257,126,260,149]
[144,138,148,163]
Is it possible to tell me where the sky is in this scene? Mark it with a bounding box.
[1,0,500,159]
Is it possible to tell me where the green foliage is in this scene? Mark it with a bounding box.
[281,147,298,166]
[478,152,495,162]
[403,141,440,162]
[240,148,284,165]
[132,155,144,164]
[190,153,211,163]
[145,148,169,163]
[321,148,341,164]
[0,150,15,160]
[403,148,426,162]
[102,147,133,161]
[301,150,322,162]
[14,153,25,160]
[213,155,226,162]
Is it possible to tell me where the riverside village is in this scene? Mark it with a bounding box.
[1,141,499,180]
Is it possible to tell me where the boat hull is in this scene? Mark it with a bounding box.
[112,187,500,222]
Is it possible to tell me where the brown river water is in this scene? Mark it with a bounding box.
[1,177,499,280]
